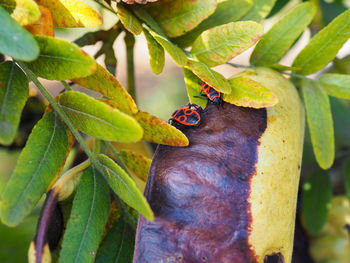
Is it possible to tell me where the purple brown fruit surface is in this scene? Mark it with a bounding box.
[134,68,305,263]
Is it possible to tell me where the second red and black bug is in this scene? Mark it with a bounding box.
[169,104,202,127]
[201,82,223,105]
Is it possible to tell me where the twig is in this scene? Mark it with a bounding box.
[124,31,137,102]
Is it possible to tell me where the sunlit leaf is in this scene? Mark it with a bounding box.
[293,9,350,75]
[224,71,278,108]
[117,3,142,35]
[241,0,277,22]
[143,28,165,74]
[302,169,332,235]
[0,6,39,61]
[95,218,134,263]
[0,0,41,25]
[251,2,316,66]
[120,149,151,182]
[190,21,263,67]
[186,58,231,93]
[173,0,253,48]
[343,157,350,202]
[35,0,102,27]
[318,73,350,100]
[98,154,153,221]
[183,68,207,108]
[144,25,187,67]
[57,91,143,142]
[301,79,334,169]
[25,5,54,36]
[26,35,96,80]
[0,61,29,145]
[72,63,138,115]
[59,167,110,263]
[0,112,71,226]
[145,0,216,38]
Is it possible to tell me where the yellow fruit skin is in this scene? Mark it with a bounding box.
[248,68,305,262]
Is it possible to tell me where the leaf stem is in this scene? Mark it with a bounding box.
[16,61,105,175]
[124,31,137,102]
[225,62,315,81]
[92,0,118,15]
[61,80,73,91]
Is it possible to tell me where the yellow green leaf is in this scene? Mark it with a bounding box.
[190,21,263,67]
[319,73,350,100]
[98,154,154,221]
[35,0,102,27]
[58,91,143,143]
[293,9,350,75]
[251,2,316,66]
[225,71,278,108]
[301,79,334,169]
[173,0,253,48]
[120,149,151,182]
[144,24,187,67]
[145,0,217,38]
[72,63,138,115]
[26,35,96,80]
[133,110,189,147]
[183,68,207,108]
[185,58,231,94]
[117,3,142,35]
[241,0,277,22]
[143,28,165,74]
[0,0,40,25]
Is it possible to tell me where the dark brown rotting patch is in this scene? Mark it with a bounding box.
[345,224,350,236]
[264,253,284,263]
[134,103,267,263]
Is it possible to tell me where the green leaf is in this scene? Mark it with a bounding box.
[183,68,207,108]
[58,91,143,142]
[186,58,231,93]
[0,0,41,26]
[144,25,187,67]
[343,157,350,202]
[293,9,350,75]
[59,167,110,263]
[330,97,350,150]
[173,0,253,48]
[120,149,151,182]
[251,2,316,66]
[133,110,189,147]
[318,73,350,100]
[225,71,278,108]
[72,63,138,115]
[103,98,189,146]
[131,5,165,35]
[0,61,29,145]
[190,21,263,67]
[301,80,334,169]
[0,112,70,226]
[25,35,96,80]
[98,154,153,221]
[302,169,332,235]
[117,3,142,35]
[145,0,216,38]
[241,0,277,22]
[0,6,39,61]
[35,0,102,27]
[95,219,135,263]
[143,28,165,75]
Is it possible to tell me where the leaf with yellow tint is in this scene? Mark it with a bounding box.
[224,71,279,108]
[35,0,102,27]
[0,0,40,25]
[120,149,151,182]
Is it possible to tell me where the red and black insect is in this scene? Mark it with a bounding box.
[201,82,223,105]
[169,104,202,126]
